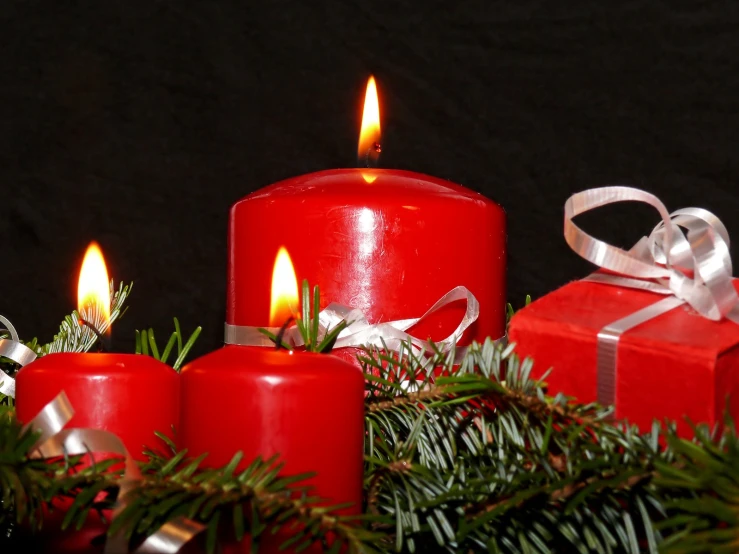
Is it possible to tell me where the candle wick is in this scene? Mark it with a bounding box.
[363,142,382,168]
[275,317,294,351]
[78,317,109,353]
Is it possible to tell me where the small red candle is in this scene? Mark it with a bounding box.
[15,242,179,461]
[228,77,506,350]
[179,248,365,517]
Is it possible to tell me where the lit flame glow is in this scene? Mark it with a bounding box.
[361,171,378,184]
[77,242,111,326]
[270,247,299,327]
[358,76,381,163]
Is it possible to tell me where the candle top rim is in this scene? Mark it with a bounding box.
[180,345,365,375]
[239,168,498,205]
[19,352,176,374]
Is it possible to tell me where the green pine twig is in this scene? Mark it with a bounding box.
[8,322,739,553]
[108,451,383,553]
[1,284,132,406]
[135,318,201,371]
[360,338,688,553]
[259,279,349,353]
[41,281,132,355]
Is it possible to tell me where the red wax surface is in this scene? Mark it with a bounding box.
[508,279,739,437]
[179,345,365,516]
[15,353,180,460]
[229,169,506,344]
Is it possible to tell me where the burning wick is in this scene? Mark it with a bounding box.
[364,141,382,168]
[274,317,295,351]
[77,316,109,353]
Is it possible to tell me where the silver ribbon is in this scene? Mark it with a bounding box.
[225,285,481,359]
[0,314,38,398]
[564,186,739,405]
[25,392,205,553]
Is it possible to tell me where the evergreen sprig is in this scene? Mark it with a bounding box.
[506,294,532,324]
[653,425,739,553]
[1,426,382,553]
[7,332,739,552]
[360,339,718,553]
[0,413,121,538]
[135,317,202,371]
[108,450,383,553]
[41,281,131,355]
[259,279,349,353]
[0,281,133,406]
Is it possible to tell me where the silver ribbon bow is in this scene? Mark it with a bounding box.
[225,285,481,358]
[25,392,205,553]
[564,186,739,405]
[0,315,38,398]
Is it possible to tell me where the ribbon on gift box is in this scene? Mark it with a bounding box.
[225,285,487,359]
[0,315,38,398]
[564,186,739,406]
[24,392,205,553]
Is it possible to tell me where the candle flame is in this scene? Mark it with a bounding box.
[77,242,111,327]
[270,247,299,327]
[358,76,381,166]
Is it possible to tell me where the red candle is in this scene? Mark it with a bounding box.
[179,346,365,506]
[179,249,365,544]
[227,77,506,351]
[16,353,178,460]
[15,243,179,460]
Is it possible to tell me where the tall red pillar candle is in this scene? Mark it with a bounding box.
[15,243,180,460]
[228,79,506,348]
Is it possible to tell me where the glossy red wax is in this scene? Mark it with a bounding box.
[15,353,180,461]
[229,169,506,344]
[179,345,365,516]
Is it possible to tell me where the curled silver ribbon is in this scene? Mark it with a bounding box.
[0,314,38,398]
[25,392,205,553]
[225,285,483,359]
[564,186,739,406]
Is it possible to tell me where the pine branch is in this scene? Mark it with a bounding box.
[259,280,349,353]
[1,282,133,406]
[652,424,739,553]
[506,294,532,326]
[360,339,689,553]
[41,281,131,355]
[0,415,384,554]
[109,451,384,553]
[0,411,121,537]
[135,317,202,371]
[7,326,739,553]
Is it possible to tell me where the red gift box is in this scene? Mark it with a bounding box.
[508,278,739,436]
[507,185,739,436]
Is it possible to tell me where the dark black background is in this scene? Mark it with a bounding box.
[2,1,738,356]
